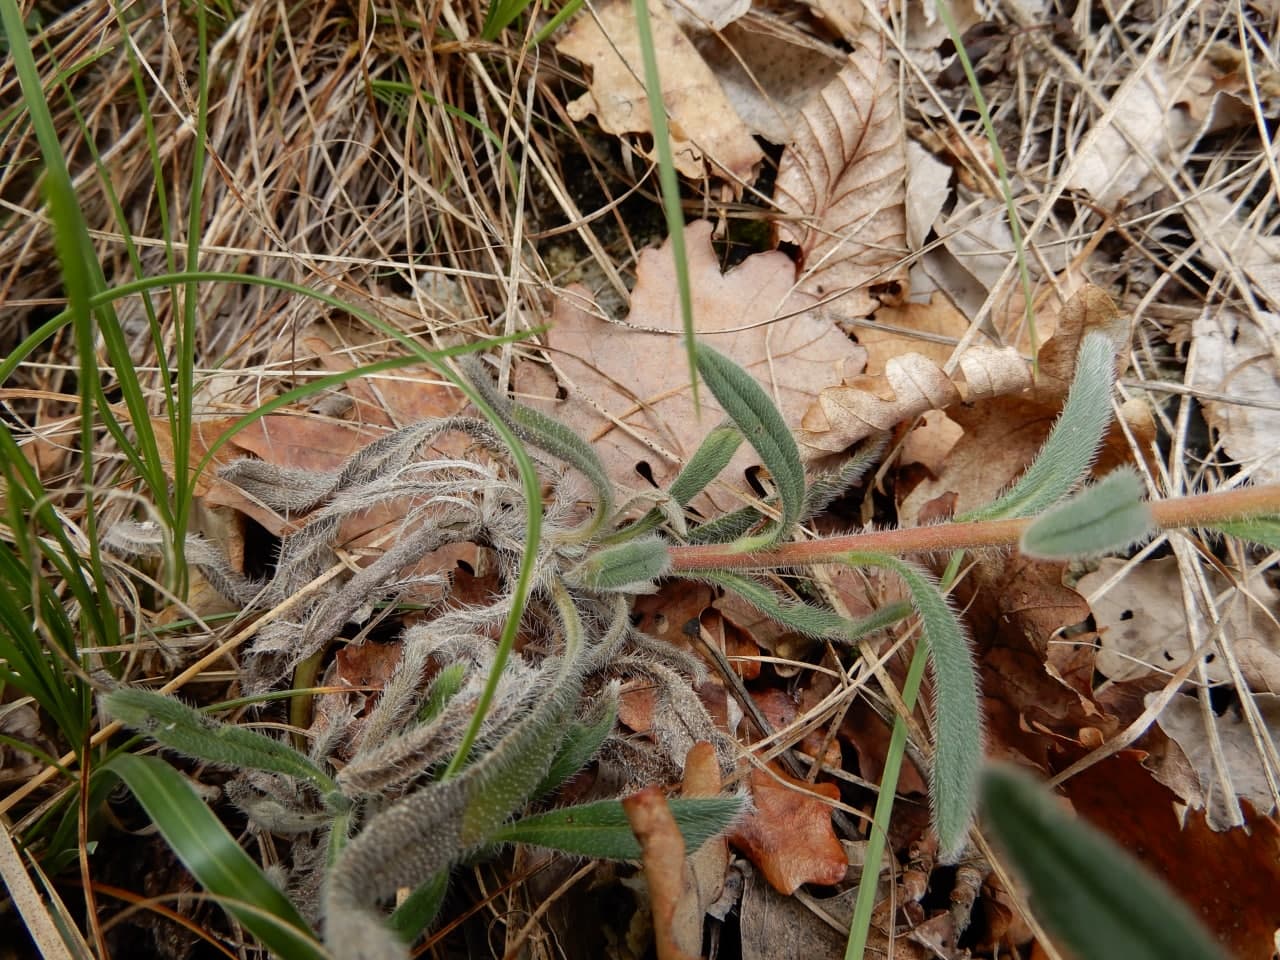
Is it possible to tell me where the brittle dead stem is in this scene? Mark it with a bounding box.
[667,484,1280,572]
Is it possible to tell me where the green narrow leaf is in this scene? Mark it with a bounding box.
[491,795,746,859]
[104,689,339,796]
[631,0,699,408]
[417,662,468,723]
[459,356,614,535]
[1210,516,1280,551]
[536,691,619,798]
[1020,468,1154,559]
[800,435,888,521]
[108,754,326,960]
[668,423,744,507]
[699,571,910,642]
[982,765,1227,960]
[566,537,672,592]
[695,345,805,549]
[389,871,449,942]
[963,331,1118,521]
[845,554,982,861]
[686,505,765,544]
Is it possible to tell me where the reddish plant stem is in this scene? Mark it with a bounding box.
[666,484,1280,572]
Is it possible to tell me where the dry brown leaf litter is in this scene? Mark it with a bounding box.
[775,33,910,319]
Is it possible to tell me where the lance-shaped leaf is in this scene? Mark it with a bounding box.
[696,344,805,549]
[686,505,766,544]
[1211,515,1280,551]
[417,662,468,723]
[982,765,1227,960]
[109,753,326,960]
[608,423,746,543]
[104,688,341,799]
[963,331,1118,522]
[845,553,982,861]
[700,570,910,642]
[459,356,614,534]
[535,689,619,798]
[681,436,884,545]
[1021,468,1154,559]
[491,795,746,859]
[668,423,744,507]
[566,536,671,592]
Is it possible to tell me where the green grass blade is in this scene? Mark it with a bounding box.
[982,765,1227,960]
[480,0,531,39]
[108,753,327,960]
[1020,468,1154,559]
[531,0,584,44]
[491,795,746,859]
[932,0,1038,363]
[695,345,805,549]
[632,0,698,409]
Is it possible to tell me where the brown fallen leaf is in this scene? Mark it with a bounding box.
[774,30,909,318]
[799,341,1032,458]
[728,763,848,894]
[673,742,730,954]
[1062,750,1280,958]
[527,221,865,511]
[696,16,847,144]
[1152,691,1280,828]
[1188,304,1280,484]
[857,293,973,376]
[557,0,763,186]
[623,786,700,960]
[1079,557,1280,686]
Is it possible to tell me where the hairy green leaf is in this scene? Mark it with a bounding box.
[108,754,326,959]
[686,506,765,544]
[389,871,449,942]
[964,331,1117,521]
[324,579,588,959]
[695,345,805,549]
[491,795,746,859]
[1020,468,1153,559]
[801,435,888,520]
[845,554,982,861]
[982,765,1227,960]
[698,571,912,642]
[104,689,339,796]
[1210,515,1280,551]
[417,663,468,723]
[567,537,672,592]
[669,423,744,506]
[459,356,614,534]
[536,690,619,798]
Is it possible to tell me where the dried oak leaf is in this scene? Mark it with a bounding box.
[1188,305,1280,484]
[557,0,763,185]
[696,18,847,144]
[1152,691,1280,828]
[728,763,847,894]
[1079,556,1280,686]
[799,342,1031,458]
[774,30,909,318]
[1062,750,1280,958]
[528,221,865,512]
